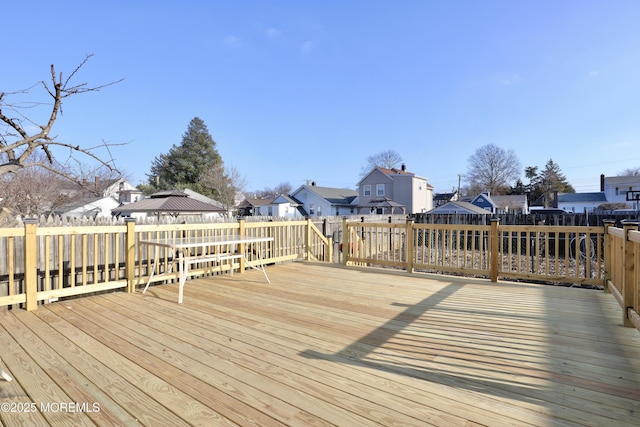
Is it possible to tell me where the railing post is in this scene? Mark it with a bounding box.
[490,218,500,283]
[622,221,638,327]
[342,217,349,266]
[238,219,246,273]
[306,218,312,261]
[406,220,414,273]
[603,219,615,293]
[24,218,38,311]
[125,218,136,293]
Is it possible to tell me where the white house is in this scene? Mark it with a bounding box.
[556,192,607,213]
[55,178,142,218]
[601,174,640,209]
[290,183,359,217]
[265,195,304,218]
[53,196,121,218]
[357,165,433,214]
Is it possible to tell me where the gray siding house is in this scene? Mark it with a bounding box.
[357,165,433,214]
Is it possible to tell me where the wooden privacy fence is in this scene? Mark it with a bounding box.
[342,219,606,287]
[0,218,331,311]
[604,220,640,329]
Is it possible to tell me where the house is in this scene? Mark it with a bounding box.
[289,183,358,217]
[235,197,274,216]
[600,174,640,210]
[59,177,142,202]
[53,196,121,219]
[111,190,226,221]
[357,165,433,215]
[236,194,305,218]
[469,192,495,213]
[54,177,142,218]
[469,192,529,214]
[433,191,459,207]
[266,194,305,218]
[556,192,607,213]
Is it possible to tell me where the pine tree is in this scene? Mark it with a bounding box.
[525,159,575,207]
[144,117,223,198]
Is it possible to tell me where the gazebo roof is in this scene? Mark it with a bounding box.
[112,190,225,214]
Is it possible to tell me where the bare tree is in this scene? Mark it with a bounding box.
[0,54,125,184]
[251,182,293,199]
[199,165,247,216]
[360,150,404,177]
[619,167,640,176]
[0,158,68,217]
[466,144,521,195]
[0,152,125,218]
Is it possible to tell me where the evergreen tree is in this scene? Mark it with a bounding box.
[524,159,574,207]
[143,117,223,198]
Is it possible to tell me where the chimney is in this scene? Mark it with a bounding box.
[401,164,406,172]
[600,174,605,192]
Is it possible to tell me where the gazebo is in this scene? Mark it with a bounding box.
[358,197,406,215]
[111,190,226,220]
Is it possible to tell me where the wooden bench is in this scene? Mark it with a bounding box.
[186,251,243,275]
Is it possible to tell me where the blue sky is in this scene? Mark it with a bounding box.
[3,1,640,194]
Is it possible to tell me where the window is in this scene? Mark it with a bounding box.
[363,185,371,196]
[376,184,385,196]
[616,187,620,196]
[317,205,322,216]
[267,207,273,216]
[309,203,315,214]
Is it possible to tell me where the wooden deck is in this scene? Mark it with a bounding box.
[1,262,639,426]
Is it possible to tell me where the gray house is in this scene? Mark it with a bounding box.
[357,165,433,215]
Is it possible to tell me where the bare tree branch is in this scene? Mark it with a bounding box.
[0,54,125,182]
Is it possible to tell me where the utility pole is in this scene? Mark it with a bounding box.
[457,174,462,196]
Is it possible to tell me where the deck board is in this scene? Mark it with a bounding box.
[1,262,639,426]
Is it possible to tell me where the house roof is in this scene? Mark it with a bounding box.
[292,185,358,206]
[557,192,607,203]
[359,197,405,209]
[376,166,412,176]
[54,197,109,212]
[272,194,300,206]
[434,192,457,201]
[426,201,491,215]
[111,191,225,214]
[236,197,273,209]
[358,166,433,188]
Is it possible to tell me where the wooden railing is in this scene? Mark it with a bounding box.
[604,220,640,329]
[0,218,331,311]
[342,219,606,287]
